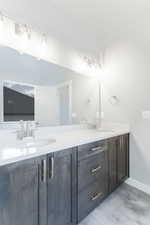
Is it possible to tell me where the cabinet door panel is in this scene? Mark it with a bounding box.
[117,134,129,183]
[0,159,39,225]
[108,138,118,193]
[47,149,75,225]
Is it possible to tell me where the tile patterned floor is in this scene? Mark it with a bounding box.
[80,184,150,225]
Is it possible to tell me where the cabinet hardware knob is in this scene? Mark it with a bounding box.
[91,192,103,201]
[91,165,102,174]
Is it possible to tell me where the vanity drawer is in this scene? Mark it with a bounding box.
[78,180,108,223]
[78,152,107,192]
[78,140,107,160]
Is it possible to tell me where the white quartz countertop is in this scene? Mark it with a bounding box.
[0,125,129,166]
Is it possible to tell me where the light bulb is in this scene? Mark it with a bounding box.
[38,33,47,59]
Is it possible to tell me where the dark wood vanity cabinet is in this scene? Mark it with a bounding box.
[77,134,129,223]
[0,134,129,225]
[0,156,42,225]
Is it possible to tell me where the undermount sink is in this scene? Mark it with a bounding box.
[20,137,56,148]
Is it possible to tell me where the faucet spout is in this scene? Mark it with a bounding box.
[17,120,36,140]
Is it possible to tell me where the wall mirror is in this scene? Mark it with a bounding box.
[0,46,99,127]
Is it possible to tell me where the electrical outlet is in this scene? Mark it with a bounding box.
[142,111,150,119]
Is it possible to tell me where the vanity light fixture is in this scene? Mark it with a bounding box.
[14,23,32,55]
[23,24,32,40]
[83,56,100,69]
[37,33,47,60]
[0,11,50,63]
[83,51,104,70]
[41,33,47,46]
[15,23,22,36]
[14,23,31,40]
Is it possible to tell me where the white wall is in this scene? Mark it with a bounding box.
[101,41,150,187]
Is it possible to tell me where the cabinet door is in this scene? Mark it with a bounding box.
[108,138,118,193]
[47,149,76,225]
[38,156,48,225]
[117,134,129,184]
[0,158,39,225]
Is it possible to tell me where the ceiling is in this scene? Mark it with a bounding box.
[0,0,150,54]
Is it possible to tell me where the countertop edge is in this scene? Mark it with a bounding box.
[0,130,129,167]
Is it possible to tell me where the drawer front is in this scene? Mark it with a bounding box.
[78,152,107,192]
[78,180,108,223]
[78,140,106,160]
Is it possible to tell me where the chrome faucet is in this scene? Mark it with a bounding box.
[17,120,36,140]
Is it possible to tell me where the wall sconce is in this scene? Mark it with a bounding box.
[14,23,31,40]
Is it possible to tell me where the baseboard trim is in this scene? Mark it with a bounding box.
[126,178,150,195]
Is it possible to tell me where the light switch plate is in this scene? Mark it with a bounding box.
[142,111,150,119]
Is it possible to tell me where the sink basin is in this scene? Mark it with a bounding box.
[20,137,56,148]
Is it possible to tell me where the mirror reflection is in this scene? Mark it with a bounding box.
[0,46,99,126]
[4,81,35,122]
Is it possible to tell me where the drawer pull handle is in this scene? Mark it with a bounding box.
[91,192,103,201]
[41,159,47,183]
[91,146,104,152]
[49,157,54,179]
[91,165,102,174]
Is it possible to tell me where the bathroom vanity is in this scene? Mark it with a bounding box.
[0,45,129,225]
[0,130,129,225]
